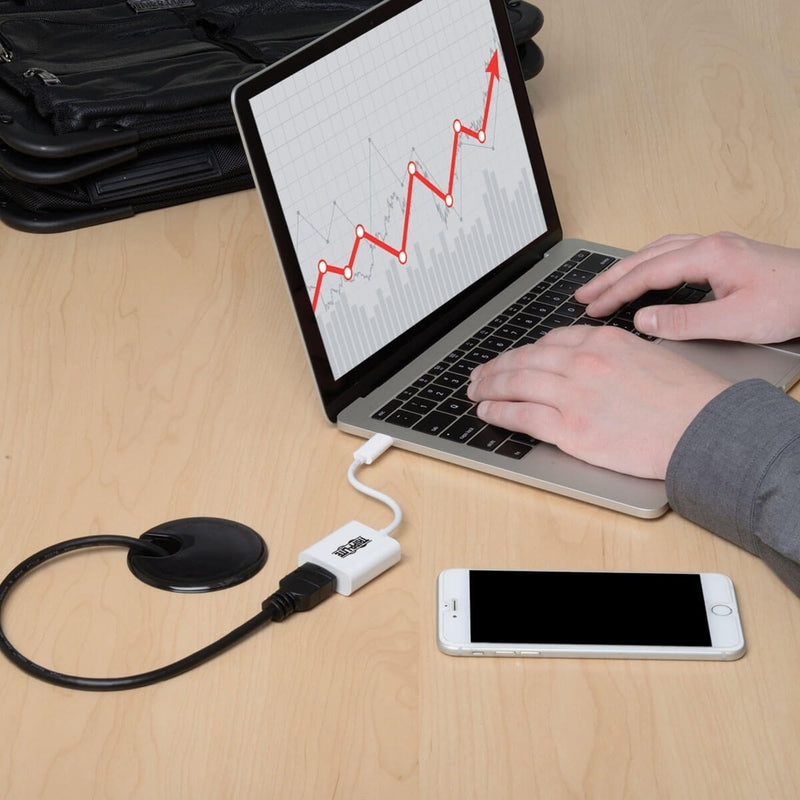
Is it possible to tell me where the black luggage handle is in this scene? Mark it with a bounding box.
[0,116,139,159]
[0,138,139,184]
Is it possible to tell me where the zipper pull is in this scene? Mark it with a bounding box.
[23,67,61,86]
[0,41,12,63]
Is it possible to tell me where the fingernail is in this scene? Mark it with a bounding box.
[636,308,657,334]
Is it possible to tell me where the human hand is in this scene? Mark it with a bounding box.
[467,326,730,480]
[576,232,800,344]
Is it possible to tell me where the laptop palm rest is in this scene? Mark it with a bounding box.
[662,339,800,391]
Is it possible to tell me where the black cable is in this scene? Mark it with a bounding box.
[0,536,336,691]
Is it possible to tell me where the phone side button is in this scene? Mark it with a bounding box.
[518,651,540,656]
[496,650,515,656]
[472,651,484,656]
[711,604,733,616]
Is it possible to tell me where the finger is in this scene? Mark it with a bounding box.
[474,398,563,441]
[470,360,571,406]
[469,327,594,383]
[575,235,701,305]
[634,294,744,341]
[581,237,721,317]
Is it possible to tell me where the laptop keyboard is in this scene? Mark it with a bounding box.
[371,249,710,459]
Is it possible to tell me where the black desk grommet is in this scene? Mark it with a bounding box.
[127,517,268,593]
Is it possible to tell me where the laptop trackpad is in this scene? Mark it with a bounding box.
[661,339,800,391]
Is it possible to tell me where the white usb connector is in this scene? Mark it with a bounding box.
[298,435,401,596]
[352,433,394,464]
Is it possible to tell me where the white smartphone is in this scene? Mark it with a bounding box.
[437,568,745,660]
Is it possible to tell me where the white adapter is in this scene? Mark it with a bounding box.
[298,519,401,596]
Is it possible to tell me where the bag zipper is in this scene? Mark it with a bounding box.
[0,38,13,63]
[23,67,62,86]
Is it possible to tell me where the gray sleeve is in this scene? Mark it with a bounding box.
[666,378,800,597]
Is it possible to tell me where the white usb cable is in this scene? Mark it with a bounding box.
[298,434,402,595]
[348,434,402,536]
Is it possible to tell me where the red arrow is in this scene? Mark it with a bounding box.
[311,50,501,312]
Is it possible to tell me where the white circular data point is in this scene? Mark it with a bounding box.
[408,162,416,175]
[398,251,407,265]
[318,259,328,274]
[445,194,454,208]
[355,224,365,238]
[478,130,486,143]
[453,119,462,132]
[344,267,353,280]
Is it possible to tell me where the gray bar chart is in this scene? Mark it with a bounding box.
[320,167,544,376]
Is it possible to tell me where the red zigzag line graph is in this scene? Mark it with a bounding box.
[311,50,501,312]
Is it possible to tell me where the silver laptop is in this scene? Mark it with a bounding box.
[232,0,800,518]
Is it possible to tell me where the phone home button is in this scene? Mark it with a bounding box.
[711,603,733,616]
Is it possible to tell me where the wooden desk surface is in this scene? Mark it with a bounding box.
[2,1,800,797]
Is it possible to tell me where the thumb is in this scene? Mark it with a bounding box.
[634,302,728,341]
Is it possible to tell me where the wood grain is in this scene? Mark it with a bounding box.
[1,1,799,797]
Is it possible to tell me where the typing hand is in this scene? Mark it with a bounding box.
[576,232,800,344]
[467,326,730,480]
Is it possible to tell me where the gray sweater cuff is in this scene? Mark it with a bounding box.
[666,378,800,595]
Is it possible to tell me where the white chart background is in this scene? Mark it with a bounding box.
[251,0,546,378]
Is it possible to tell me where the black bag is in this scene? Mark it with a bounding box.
[0,0,543,233]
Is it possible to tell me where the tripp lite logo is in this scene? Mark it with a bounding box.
[332,536,371,558]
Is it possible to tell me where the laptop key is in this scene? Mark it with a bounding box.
[442,349,464,365]
[549,313,575,328]
[510,311,544,328]
[466,346,499,364]
[496,323,527,340]
[528,324,554,340]
[468,425,511,451]
[537,289,569,306]
[411,373,435,389]
[385,408,423,428]
[413,410,457,435]
[418,382,453,402]
[436,370,468,389]
[551,279,582,295]
[403,396,437,414]
[481,335,515,353]
[372,399,401,420]
[495,439,535,459]
[556,302,587,319]
[449,359,477,377]
[440,415,485,443]
[439,397,473,416]
[609,318,636,332]
[524,301,557,318]
[579,253,617,272]
[671,286,709,304]
[565,268,596,285]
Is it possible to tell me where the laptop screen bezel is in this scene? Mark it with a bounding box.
[232,0,562,421]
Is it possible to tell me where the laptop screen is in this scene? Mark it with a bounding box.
[244,0,547,380]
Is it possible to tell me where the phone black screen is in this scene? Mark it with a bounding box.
[468,571,712,646]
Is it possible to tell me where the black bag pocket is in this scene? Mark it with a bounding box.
[0,4,257,137]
